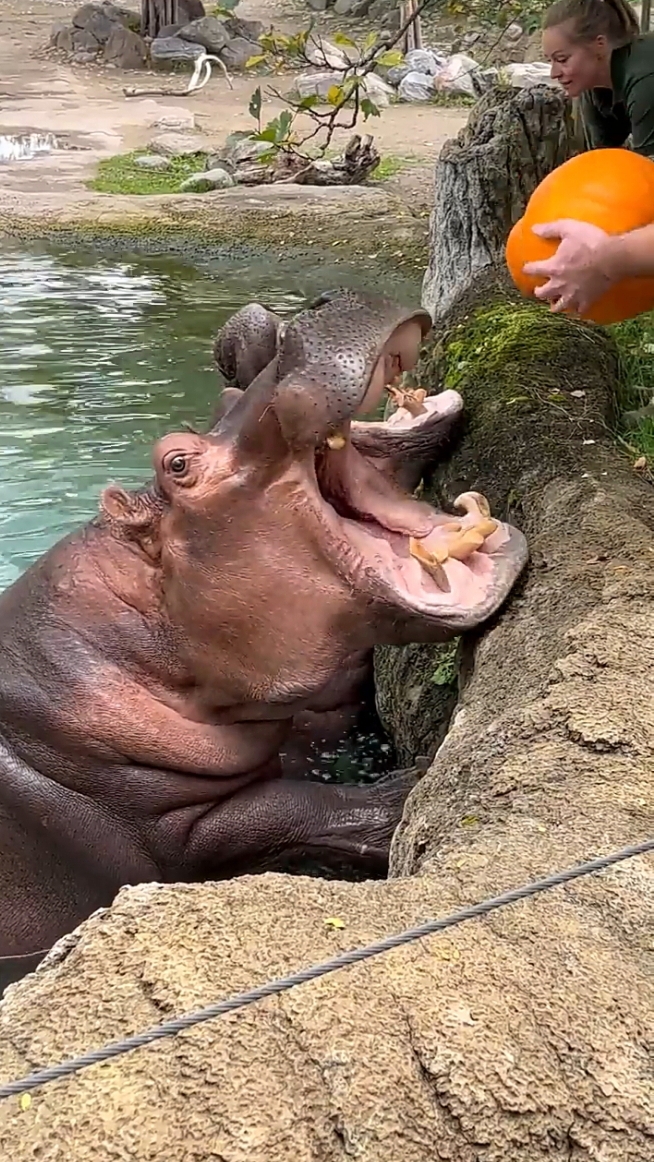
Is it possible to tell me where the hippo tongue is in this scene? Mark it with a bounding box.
[317,440,438,537]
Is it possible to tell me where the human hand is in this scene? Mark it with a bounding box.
[522,219,617,315]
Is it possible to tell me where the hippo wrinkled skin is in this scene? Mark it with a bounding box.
[0,289,528,991]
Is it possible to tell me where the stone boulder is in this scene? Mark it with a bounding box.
[71,2,117,42]
[219,36,261,70]
[104,25,147,68]
[290,70,395,108]
[148,131,206,155]
[178,15,230,55]
[223,14,265,42]
[179,166,235,191]
[150,35,204,67]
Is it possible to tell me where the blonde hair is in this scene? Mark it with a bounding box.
[543,0,640,44]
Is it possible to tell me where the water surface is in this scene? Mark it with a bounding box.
[0,239,418,590]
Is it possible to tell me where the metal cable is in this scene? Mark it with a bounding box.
[1,835,652,1100]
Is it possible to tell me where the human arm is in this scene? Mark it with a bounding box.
[521,219,654,314]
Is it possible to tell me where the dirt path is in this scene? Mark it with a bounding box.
[0,0,468,230]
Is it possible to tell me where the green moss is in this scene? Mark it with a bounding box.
[371,154,418,181]
[89,152,209,196]
[430,641,458,687]
[441,299,588,410]
[611,312,654,464]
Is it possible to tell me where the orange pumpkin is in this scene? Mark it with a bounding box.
[505,148,654,324]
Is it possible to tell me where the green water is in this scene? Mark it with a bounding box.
[0,239,419,591]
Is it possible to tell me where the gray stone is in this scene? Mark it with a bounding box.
[71,4,115,42]
[350,0,372,11]
[178,15,229,54]
[135,154,171,169]
[334,0,355,12]
[72,49,99,62]
[180,167,235,191]
[505,21,523,41]
[104,25,147,67]
[149,131,206,156]
[50,22,73,50]
[220,132,269,165]
[71,27,101,50]
[385,63,411,87]
[218,37,260,70]
[158,22,183,38]
[150,35,204,67]
[223,16,264,43]
[102,1,141,31]
[306,0,329,10]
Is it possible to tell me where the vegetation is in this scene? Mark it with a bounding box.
[612,313,654,466]
[89,152,208,196]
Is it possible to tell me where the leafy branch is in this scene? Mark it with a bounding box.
[241,0,551,171]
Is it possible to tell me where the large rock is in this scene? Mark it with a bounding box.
[219,36,261,70]
[104,25,147,67]
[71,2,116,42]
[71,26,101,51]
[51,24,75,52]
[291,70,395,108]
[148,131,205,155]
[150,34,204,67]
[179,166,235,191]
[223,15,265,43]
[178,15,230,54]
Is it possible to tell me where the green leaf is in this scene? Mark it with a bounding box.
[363,30,378,50]
[360,97,380,119]
[377,49,403,67]
[276,109,293,141]
[248,86,262,122]
[255,124,279,143]
[296,94,320,110]
[245,54,267,68]
[333,32,357,47]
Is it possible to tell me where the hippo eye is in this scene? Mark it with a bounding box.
[165,453,189,477]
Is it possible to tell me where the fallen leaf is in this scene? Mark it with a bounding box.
[324,916,346,930]
[19,1094,31,1112]
[634,456,647,470]
[461,814,478,827]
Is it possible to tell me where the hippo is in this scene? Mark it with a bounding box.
[0,289,528,993]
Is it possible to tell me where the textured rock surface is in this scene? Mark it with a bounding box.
[103,25,147,67]
[150,34,204,67]
[178,14,229,54]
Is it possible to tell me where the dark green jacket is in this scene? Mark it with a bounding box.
[578,34,654,157]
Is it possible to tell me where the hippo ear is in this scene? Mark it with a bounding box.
[100,486,161,559]
[213,303,281,390]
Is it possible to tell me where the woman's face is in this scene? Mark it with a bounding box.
[543,23,611,96]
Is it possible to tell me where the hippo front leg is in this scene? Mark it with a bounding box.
[182,772,421,877]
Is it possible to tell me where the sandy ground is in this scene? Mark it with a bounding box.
[0,0,469,231]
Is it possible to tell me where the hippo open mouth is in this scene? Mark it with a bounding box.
[204,286,528,641]
[309,392,527,634]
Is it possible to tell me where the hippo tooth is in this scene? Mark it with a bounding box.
[409,537,451,591]
[387,383,428,418]
[327,433,346,450]
[445,529,486,561]
[454,490,492,519]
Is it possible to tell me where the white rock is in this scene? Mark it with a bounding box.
[180,167,235,191]
[405,48,446,76]
[291,70,394,107]
[398,70,435,103]
[503,61,556,88]
[433,52,481,98]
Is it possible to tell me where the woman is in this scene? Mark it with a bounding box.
[523,0,654,312]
